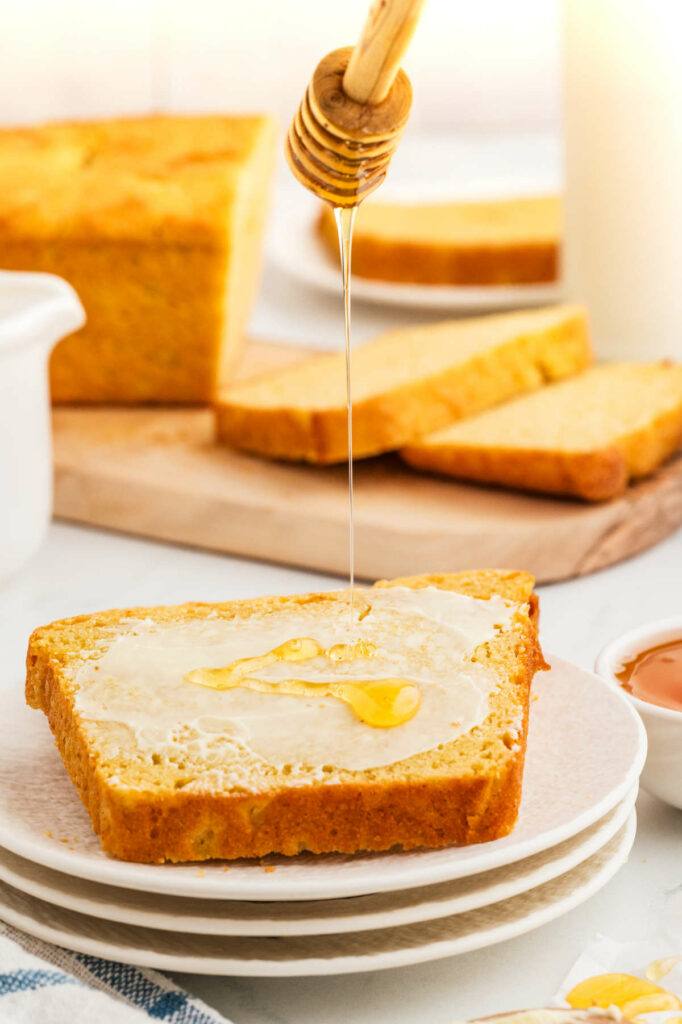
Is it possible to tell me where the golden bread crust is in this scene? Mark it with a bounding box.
[403,444,630,502]
[26,570,544,862]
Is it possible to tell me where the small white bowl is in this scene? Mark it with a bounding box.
[596,617,682,809]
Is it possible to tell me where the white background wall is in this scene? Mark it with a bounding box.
[0,0,560,133]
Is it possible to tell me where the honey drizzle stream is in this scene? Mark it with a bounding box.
[334,205,358,632]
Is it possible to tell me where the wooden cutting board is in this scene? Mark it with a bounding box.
[53,340,682,584]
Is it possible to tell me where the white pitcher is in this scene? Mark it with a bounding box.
[0,271,85,582]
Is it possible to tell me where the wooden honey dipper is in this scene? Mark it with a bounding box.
[286,0,427,207]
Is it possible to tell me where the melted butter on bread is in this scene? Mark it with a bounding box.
[73,586,517,773]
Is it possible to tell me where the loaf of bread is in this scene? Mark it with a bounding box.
[0,115,276,403]
[317,196,561,286]
[402,364,682,501]
[26,569,544,863]
[215,304,591,464]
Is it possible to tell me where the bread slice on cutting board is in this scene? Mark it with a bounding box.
[402,363,682,501]
[215,304,591,464]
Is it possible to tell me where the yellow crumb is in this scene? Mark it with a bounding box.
[646,957,682,983]
[44,830,53,839]
[197,870,205,878]
[222,866,229,872]
[264,865,276,874]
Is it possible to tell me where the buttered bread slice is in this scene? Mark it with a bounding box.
[318,195,561,285]
[26,570,544,863]
[402,363,682,501]
[216,305,591,463]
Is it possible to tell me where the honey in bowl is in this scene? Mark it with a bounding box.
[615,638,682,712]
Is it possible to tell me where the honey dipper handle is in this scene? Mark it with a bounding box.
[343,0,427,105]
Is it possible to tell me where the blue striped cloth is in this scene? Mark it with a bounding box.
[0,922,232,1023]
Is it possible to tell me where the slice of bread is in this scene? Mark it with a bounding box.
[317,196,561,285]
[26,570,544,863]
[402,364,682,501]
[215,305,591,464]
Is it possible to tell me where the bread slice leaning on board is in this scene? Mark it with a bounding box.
[26,570,545,863]
[317,195,561,286]
[215,304,591,464]
[402,363,682,501]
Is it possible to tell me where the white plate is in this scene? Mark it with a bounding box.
[268,199,563,313]
[0,658,645,901]
[0,786,637,937]
[0,815,636,976]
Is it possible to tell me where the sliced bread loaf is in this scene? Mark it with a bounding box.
[402,363,682,501]
[318,195,561,285]
[215,305,591,464]
[26,569,544,863]
[0,115,276,402]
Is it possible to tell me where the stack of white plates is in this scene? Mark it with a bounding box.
[0,657,645,977]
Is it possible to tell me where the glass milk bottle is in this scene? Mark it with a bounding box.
[563,0,682,360]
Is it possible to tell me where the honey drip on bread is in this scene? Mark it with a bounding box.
[185,206,422,733]
[235,18,421,722]
[185,636,421,729]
